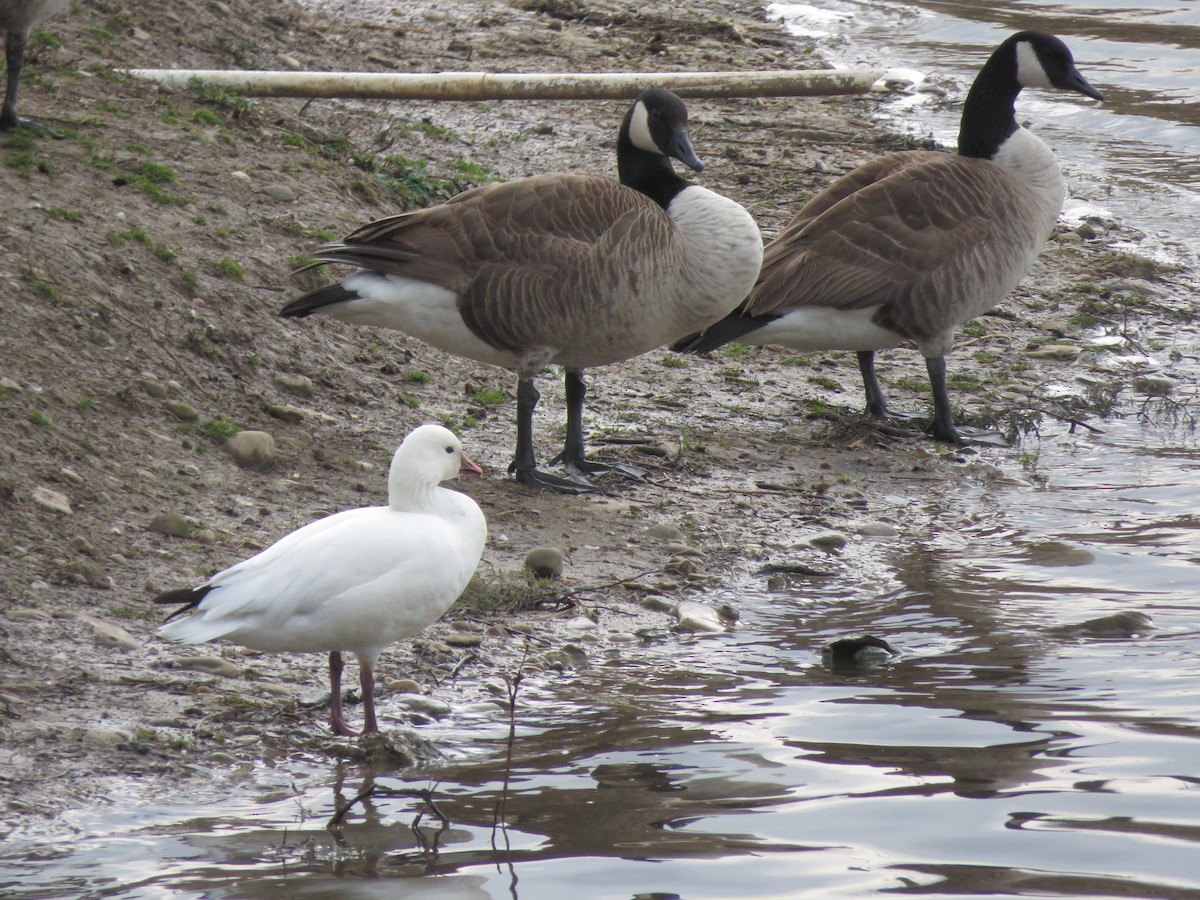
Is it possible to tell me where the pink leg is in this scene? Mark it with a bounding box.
[328,651,360,737]
[360,661,378,735]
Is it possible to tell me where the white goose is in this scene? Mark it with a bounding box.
[281,88,763,492]
[1,0,69,129]
[155,424,487,737]
[675,32,1103,444]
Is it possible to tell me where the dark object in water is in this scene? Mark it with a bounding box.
[822,634,898,668]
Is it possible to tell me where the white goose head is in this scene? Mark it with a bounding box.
[388,424,482,506]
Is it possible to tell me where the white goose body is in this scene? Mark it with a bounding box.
[676,31,1103,444]
[156,424,487,736]
[283,89,762,492]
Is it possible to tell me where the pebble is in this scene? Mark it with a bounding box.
[83,729,129,748]
[226,431,277,469]
[808,531,847,552]
[73,613,140,650]
[565,616,597,632]
[262,184,297,202]
[524,546,564,579]
[855,522,898,538]
[32,486,72,515]
[674,600,728,633]
[70,536,96,555]
[230,170,251,184]
[608,632,639,643]
[444,632,483,647]
[139,376,169,398]
[274,373,314,396]
[1133,374,1175,398]
[165,400,199,422]
[149,512,191,537]
[64,561,112,589]
[663,556,695,576]
[265,402,304,423]
[0,376,21,392]
[279,54,303,70]
[1027,345,1079,360]
[194,528,218,545]
[643,523,686,544]
[172,656,242,678]
[392,694,452,720]
[384,678,421,694]
[640,595,676,613]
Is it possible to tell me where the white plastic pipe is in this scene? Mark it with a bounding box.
[124,68,886,100]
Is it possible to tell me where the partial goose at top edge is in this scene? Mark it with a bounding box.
[674,31,1104,445]
[154,424,487,737]
[280,88,763,493]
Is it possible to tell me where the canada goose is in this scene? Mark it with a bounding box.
[1,0,69,129]
[674,32,1103,444]
[281,88,763,492]
[156,424,487,737]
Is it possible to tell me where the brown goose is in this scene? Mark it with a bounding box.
[674,31,1103,444]
[281,88,763,492]
[1,0,69,129]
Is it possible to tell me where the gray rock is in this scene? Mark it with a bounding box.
[173,656,242,678]
[564,616,597,632]
[83,728,129,748]
[1027,345,1079,360]
[262,184,297,202]
[444,631,483,647]
[855,521,898,538]
[808,531,847,552]
[663,556,696,576]
[165,400,199,422]
[640,595,676,613]
[1133,374,1175,398]
[279,54,303,70]
[675,600,728,633]
[274,373,314,396]
[140,376,169,399]
[149,512,191,538]
[70,536,96,555]
[32,486,72,515]
[63,560,112,589]
[0,376,22,392]
[392,694,452,719]
[643,523,686,543]
[193,528,218,545]
[226,431,277,469]
[265,402,304,423]
[74,613,140,651]
[384,678,421,694]
[524,546,564,579]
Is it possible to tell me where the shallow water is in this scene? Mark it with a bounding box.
[5,3,1200,897]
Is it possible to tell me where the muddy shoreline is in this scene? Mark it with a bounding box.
[0,0,1188,831]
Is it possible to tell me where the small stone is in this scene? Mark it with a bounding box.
[279,54,303,70]
[262,184,297,202]
[149,512,191,537]
[230,170,251,184]
[640,595,676,613]
[212,0,232,15]
[385,678,421,694]
[675,600,727,633]
[32,486,72,515]
[74,613,139,651]
[274,373,314,396]
[663,556,695,576]
[643,523,686,544]
[60,467,84,485]
[226,431,277,469]
[1027,345,1079,360]
[172,656,242,678]
[565,616,597,631]
[392,694,452,719]
[444,632,483,647]
[609,632,639,643]
[1133,374,1175,398]
[808,531,847,552]
[855,522,898,538]
[0,376,21,392]
[83,728,129,748]
[70,536,96,555]
[64,561,111,589]
[165,400,199,422]
[193,528,218,545]
[140,376,169,398]
[524,546,564,579]
[265,403,304,423]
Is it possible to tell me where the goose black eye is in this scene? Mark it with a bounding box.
[445,446,454,454]
[650,109,662,120]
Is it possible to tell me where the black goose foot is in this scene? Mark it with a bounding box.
[512,465,600,494]
[933,423,1011,447]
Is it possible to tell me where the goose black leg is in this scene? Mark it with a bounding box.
[359,658,378,735]
[2,31,60,135]
[857,350,921,422]
[550,370,647,481]
[509,376,596,493]
[925,356,1008,446]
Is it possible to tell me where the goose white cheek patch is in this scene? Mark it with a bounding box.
[627,101,662,155]
[1015,41,1054,90]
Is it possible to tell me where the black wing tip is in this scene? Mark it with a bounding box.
[279,283,355,319]
[154,583,213,623]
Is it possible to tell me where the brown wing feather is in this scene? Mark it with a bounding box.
[747,153,1020,339]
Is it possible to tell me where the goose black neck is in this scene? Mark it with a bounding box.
[617,133,690,209]
[956,52,1022,160]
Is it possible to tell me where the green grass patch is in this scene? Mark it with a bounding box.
[471,388,509,405]
[199,417,240,440]
[214,257,243,279]
[29,409,54,428]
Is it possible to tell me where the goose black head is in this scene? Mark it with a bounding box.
[621,88,704,173]
[1008,30,1104,102]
